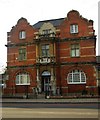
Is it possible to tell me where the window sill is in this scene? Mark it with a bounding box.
[19,38,26,40]
[68,82,86,84]
[70,32,79,35]
[18,59,27,62]
[16,84,30,85]
[71,56,80,58]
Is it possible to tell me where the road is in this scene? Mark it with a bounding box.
[2,102,99,109]
[2,102,99,118]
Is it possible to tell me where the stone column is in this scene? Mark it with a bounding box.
[36,68,41,93]
[51,68,56,95]
[36,44,39,62]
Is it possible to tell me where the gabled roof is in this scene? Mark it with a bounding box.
[33,18,65,29]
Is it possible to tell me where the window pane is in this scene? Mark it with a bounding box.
[75,44,79,48]
[47,50,49,56]
[42,45,45,49]
[71,50,75,57]
[46,45,49,49]
[16,75,19,84]
[20,75,23,84]
[71,44,79,57]
[81,72,86,82]
[68,74,72,82]
[16,73,30,85]
[70,25,78,33]
[67,70,86,84]
[19,48,26,60]
[23,74,27,84]
[42,50,46,56]
[75,25,78,33]
[73,73,80,82]
[41,44,49,57]
[27,75,30,83]
[71,44,75,49]
[19,31,26,39]
[76,49,79,56]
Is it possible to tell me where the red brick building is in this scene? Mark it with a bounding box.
[4,10,98,97]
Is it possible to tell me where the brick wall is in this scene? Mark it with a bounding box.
[4,10,98,96]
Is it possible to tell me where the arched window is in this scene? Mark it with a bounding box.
[16,72,30,85]
[67,70,86,84]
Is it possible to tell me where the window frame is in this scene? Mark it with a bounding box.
[41,44,50,57]
[70,24,78,34]
[19,30,26,39]
[19,48,27,61]
[67,70,86,84]
[16,72,30,85]
[71,44,80,57]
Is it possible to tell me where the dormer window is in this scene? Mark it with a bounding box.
[70,24,78,34]
[19,31,26,39]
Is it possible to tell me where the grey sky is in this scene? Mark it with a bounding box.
[0,0,99,71]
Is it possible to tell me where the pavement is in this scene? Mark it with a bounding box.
[1,98,99,118]
[1,98,99,104]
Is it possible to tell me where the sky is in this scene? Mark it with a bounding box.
[0,0,99,72]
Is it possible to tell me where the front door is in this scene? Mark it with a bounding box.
[41,76,51,92]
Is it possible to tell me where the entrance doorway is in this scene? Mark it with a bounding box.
[41,71,51,92]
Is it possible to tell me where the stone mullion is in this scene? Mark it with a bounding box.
[36,44,39,62]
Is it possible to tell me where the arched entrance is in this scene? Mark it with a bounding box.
[41,71,51,92]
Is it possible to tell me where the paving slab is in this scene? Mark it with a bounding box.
[1,98,99,104]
